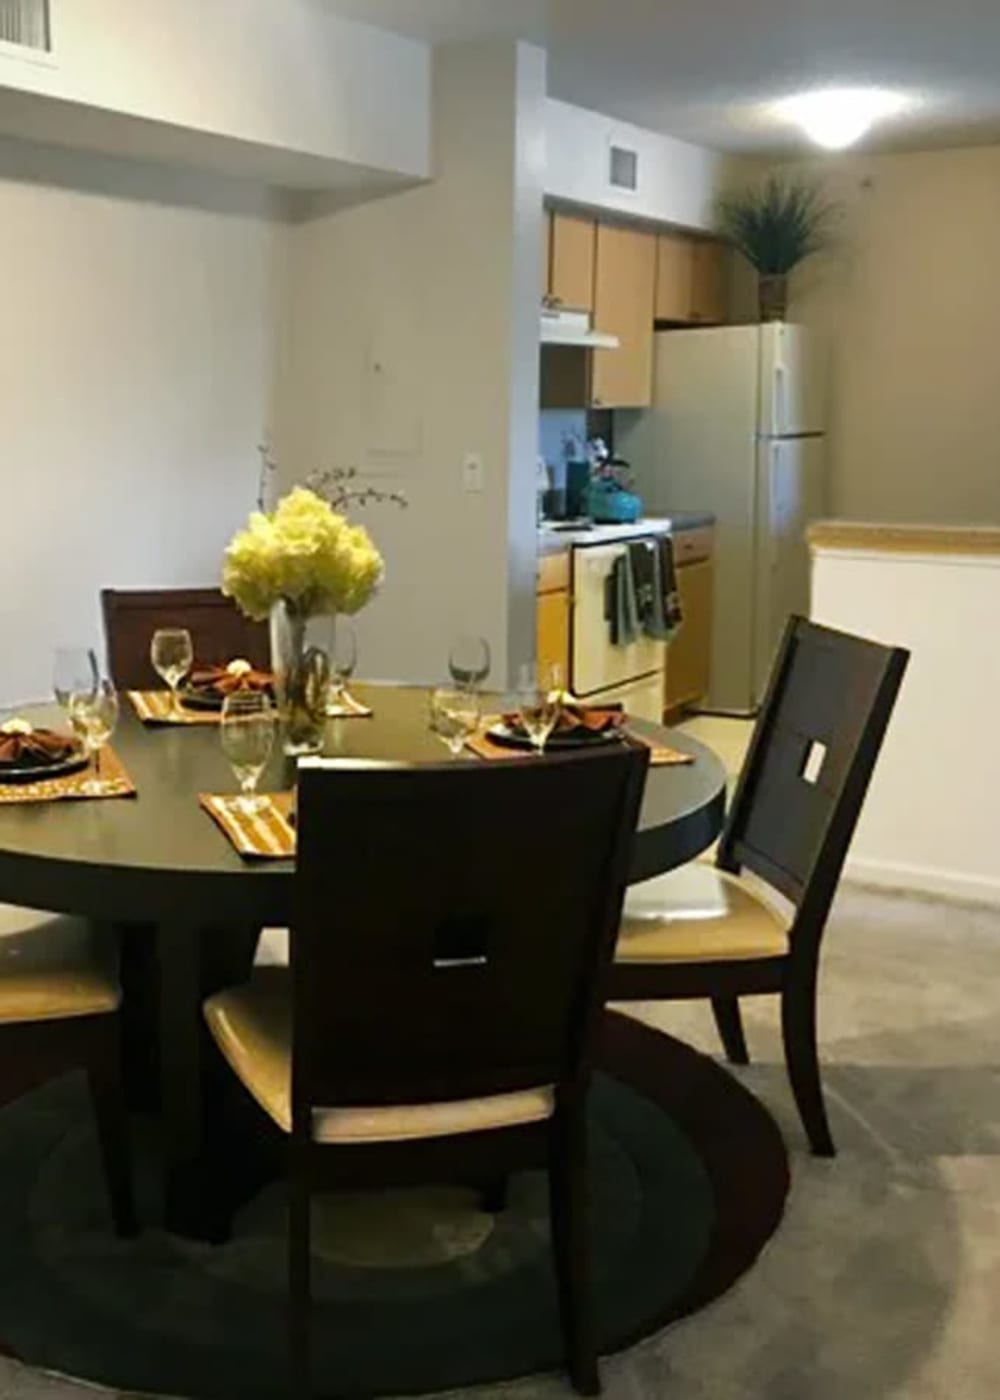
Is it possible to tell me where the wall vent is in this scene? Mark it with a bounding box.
[609,144,639,193]
[0,0,50,51]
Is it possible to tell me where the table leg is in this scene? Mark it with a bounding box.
[155,920,259,1240]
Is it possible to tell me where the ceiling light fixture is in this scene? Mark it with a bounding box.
[775,88,910,150]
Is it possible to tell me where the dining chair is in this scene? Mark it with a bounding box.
[101,587,269,690]
[0,904,136,1235]
[204,744,649,1398]
[611,616,909,1157]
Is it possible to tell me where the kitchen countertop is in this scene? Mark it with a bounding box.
[538,513,715,555]
[808,520,1000,557]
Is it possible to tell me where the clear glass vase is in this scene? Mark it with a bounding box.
[269,600,331,756]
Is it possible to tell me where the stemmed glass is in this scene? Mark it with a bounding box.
[516,662,562,756]
[448,635,491,692]
[68,680,120,795]
[326,620,359,716]
[430,687,480,758]
[53,647,99,715]
[220,691,276,815]
[150,628,194,717]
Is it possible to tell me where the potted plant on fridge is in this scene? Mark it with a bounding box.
[715,174,836,322]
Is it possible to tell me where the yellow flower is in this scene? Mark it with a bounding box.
[222,488,384,621]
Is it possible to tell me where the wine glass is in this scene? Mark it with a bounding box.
[516,662,562,756]
[220,691,276,815]
[326,620,358,716]
[54,647,99,715]
[448,635,491,691]
[150,628,194,716]
[430,687,480,758]
[68,680,119,795]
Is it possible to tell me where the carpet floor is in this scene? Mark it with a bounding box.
[0,884,998,1399]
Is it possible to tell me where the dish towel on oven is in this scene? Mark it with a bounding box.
[651,534,684,641]
[605,552,640,646]
[628,538,684,642]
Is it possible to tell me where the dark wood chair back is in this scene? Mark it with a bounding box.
[101,588,269,690]
[291,747,649,1124]
[719,616,909,923]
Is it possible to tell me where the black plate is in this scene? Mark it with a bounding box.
[180,684,275,713]
[487,721,620,752]
[0,749,90,785]
[179,688,225,712]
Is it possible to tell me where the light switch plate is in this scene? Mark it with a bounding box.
[462,453,485,494]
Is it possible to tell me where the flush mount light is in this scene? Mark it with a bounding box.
[775,88,910,150]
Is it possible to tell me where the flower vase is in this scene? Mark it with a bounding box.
[270,600,331,756]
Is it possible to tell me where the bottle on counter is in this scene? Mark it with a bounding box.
[536,457,550,524]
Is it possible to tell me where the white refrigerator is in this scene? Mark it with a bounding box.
[619,323,828,715]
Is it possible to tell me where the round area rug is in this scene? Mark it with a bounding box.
[0,1014,788,1399]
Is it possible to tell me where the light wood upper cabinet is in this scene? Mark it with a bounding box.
[690,240,729,324]
[655,233,695,321]
[548,212,596,312]
[543,210,553,296]
[655,233,730,325]
[591,223,657,409]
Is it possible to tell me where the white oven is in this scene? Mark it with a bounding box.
[571,541,667,722]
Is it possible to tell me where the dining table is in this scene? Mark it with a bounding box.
[0,684,727,1239]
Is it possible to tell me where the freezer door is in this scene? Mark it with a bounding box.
[752,435,828,702]
[621,327,761,513]
[571,544,665,697]
[757,323,828,437]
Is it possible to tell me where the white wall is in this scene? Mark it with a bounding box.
[0,139,280,706]
[787,146,1000,525]
[545,98,726,230]
[273,41,546,687]
[0,0,431,184]
[811,536,1000,906]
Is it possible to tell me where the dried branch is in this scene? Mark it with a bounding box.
[255,443,407,514]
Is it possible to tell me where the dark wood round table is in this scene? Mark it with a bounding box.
[0,685,727,1236]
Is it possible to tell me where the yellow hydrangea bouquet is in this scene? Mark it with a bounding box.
[223,487,385,754]
[222,486,384,622]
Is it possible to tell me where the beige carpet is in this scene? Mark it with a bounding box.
[2,884,999,1400]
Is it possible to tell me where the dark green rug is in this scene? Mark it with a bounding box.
[0,1015,789,1398]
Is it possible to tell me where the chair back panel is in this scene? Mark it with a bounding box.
[719,617,909,909]
[101,588,269,690]
[291,747,648,1116]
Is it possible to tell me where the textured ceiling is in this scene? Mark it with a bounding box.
[319,0,1000,153]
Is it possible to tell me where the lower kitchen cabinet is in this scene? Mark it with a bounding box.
[537,551,571,683]
[537,588,570,683]
[664,558,714,712]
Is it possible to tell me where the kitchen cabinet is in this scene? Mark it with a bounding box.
[537,551,571,683]
[654,233,695,321]
[655,232,730,325]
[546,211,596,312]
[591,222,657,408]
[664,557,714,712]
[690,239,729,324]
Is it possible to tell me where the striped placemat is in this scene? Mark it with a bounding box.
[466,724,694,767]
[129,691,221,726]
[0,747,137,804]
[200,792,296,860]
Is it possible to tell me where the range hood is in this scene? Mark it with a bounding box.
[540,307,619,351]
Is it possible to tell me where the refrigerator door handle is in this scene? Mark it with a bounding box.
[772,364,786,438]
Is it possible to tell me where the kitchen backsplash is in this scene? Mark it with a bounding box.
[538,408,615,490]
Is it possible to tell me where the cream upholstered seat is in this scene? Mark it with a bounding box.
[204,967,555,1143]
[0,905,119,1024]
[616,863,789,965]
